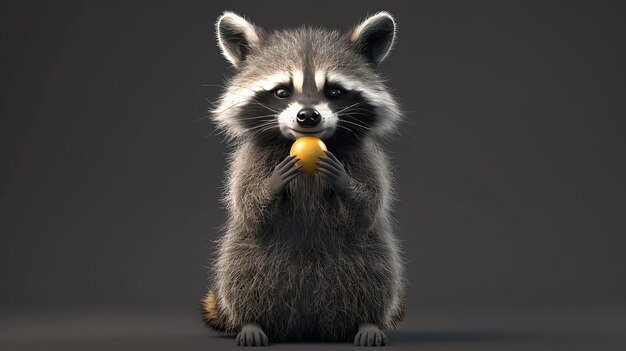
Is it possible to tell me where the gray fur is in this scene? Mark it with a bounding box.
[205,11,406,343]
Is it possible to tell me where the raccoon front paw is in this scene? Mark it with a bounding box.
[354,324,387,347]
[268,155,303,195]
[316,150,351,196]
[236,323,269,346]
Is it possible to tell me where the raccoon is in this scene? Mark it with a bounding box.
[202,11,406,346]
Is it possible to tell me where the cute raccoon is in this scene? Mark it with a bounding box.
[202,11,406,346]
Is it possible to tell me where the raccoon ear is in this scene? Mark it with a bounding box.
[215,12,263,68]
[349,12,396,65]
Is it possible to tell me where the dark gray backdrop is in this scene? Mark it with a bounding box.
[1,0,625,342]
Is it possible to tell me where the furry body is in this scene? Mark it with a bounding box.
[203,11,406,344]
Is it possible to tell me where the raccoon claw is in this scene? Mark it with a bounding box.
[236,323,269,346]
[268,155,303,195]
[354,324,387,346]
[316,151,351,196]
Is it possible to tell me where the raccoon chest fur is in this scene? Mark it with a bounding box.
[270,173,353,244]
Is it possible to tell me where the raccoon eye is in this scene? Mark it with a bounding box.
[274,88,290,99]
[326,88,343,99]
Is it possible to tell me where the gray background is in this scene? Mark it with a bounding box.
[1,0,625,350]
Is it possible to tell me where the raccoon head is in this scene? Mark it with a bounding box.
[211,11,402,146]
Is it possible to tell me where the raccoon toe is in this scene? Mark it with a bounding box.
[236,323,269,346]
[354,324,387,347]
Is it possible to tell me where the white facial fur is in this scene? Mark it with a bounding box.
[278,101,337,140]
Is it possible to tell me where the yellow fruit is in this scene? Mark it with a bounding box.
[289,136,328,174]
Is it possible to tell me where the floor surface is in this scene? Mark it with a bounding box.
[2,305,625,350]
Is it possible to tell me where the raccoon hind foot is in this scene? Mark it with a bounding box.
[354,324,387,347]
[236,323,269,346]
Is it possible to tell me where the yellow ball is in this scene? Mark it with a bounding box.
[289,137,328,174]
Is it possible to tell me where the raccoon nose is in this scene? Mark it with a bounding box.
[296,108,321,128]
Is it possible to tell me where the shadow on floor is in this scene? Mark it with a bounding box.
[210,329,558,346]
[387,329,556,344]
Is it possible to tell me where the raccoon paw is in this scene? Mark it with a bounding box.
[268,154,302,195]
[236,323,269,347]
[316,151,351,196]
[354,324,387,347]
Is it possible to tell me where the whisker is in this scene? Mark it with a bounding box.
[340,111,369,119]
[340,112,370,122]
[246,121,278,131]
[335,101,364,115]
[341,107,373,114]
[238,119,275,129]
[238,113,277,120]
[211,99,248,116]
[339,119,371,130]
[248,123,280,139]
[258,124,279,134]
[335,124,360,138]
[204,125,225,139]
[204,97,220,107]
[373,103,407,118]
[196,114,213,122]
[249,100,281,114]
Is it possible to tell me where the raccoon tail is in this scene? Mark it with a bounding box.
[201,290,232,333]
